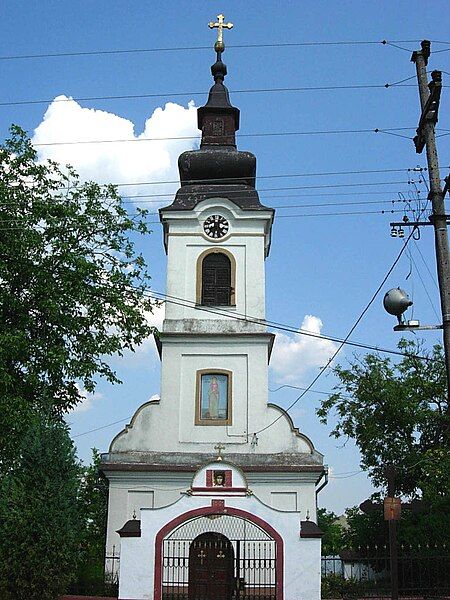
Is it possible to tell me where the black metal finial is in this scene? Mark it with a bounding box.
[211,57,227,83]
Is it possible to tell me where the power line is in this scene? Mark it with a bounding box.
[0,198,411,217]
[0,176,430,208]
[330,470,365,479]
[67,233,429,442]
[106,188,431,205]
[80,172,431,189]
[70,410,366,482]
[408,246,441,321]
[269,384,352,400]
[0,188,425,209]
[213,208,407,219]
[70,384,340,439]
[252,218,424,437]
[31,126,418,147]
[142,288,430,361]
[413,239,440,292]
[0,193,420,211]
[0,83,420,108]
[270,385,331,395]
[122,192,427,214]
[0,209,419,230]
[2,39,447,61]
[68,257,428,443]
[87,180,422,194]
[109,198,413,215]
[35,168,429,186]
[71,417,131,438]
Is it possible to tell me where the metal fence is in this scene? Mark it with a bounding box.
[66,546,119,597]
[162,514,277,600]
[322,545,450,598]
[68,544,449,599]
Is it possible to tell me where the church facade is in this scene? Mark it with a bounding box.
[101,24,327,600]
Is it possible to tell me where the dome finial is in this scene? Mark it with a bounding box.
[208,13,233,60]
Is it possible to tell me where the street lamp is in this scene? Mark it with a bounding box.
[383,287,442,331]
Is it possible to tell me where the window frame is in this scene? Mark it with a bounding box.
[196,248,236,307]
[195,369,233,426]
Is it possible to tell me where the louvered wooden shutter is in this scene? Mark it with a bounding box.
[201,253,232,305]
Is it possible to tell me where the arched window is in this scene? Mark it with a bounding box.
[201,252,233,306]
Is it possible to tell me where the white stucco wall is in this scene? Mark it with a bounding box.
[110,337,315,455]
[104,466,322,575]
[103,195,325,595]
[162,199,272,323]
[109,196,318,456]
[118,491,321,600]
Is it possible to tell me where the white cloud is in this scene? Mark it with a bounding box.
[149,393,160,402]
[145,302,165,332]
[67,383,103,413]
[109,302,165,370]
[270,315,339,384]
[133,302,166,356]
[32,96,199,204]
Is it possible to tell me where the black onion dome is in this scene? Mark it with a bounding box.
[178,148,256,187]
[160,53,272,214]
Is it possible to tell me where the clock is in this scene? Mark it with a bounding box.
[203,214,229,239]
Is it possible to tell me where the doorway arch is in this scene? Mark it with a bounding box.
[154,506,283,600]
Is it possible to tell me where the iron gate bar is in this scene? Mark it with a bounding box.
[321,547,450,598]
[162,514,277,600]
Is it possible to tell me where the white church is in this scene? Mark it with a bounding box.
[101,16,327,600]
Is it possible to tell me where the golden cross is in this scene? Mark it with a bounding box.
[214,443,225,461]
[208,14,233,52]
[198,550,206,565]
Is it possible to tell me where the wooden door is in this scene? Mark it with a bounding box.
[188,532,234,600]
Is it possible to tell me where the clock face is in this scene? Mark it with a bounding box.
[203,214,229,239]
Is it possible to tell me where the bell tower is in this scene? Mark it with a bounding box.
[157,22,280,449]
[102,21,325,584]
[106,14,320,456]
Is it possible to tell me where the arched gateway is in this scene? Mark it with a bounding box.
[159,512,278,600]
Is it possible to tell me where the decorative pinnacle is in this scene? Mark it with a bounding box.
[214,443,225,461]
[208,13,233,54]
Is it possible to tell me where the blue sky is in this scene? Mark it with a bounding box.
[1,1,449,514]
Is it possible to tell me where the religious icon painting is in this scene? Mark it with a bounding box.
[213,470,226,486]
[195,370,232,425]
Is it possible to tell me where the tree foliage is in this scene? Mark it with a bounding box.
[343,500,449,549]
[74,449,110,592]
[0,417,80,600]
[317,508,345,555]
[0,126,156,471]
[317,339,448,500]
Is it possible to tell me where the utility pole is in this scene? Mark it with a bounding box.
[385,466,399,600]
[411,41,450,405]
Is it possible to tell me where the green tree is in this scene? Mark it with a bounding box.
[317,340,448,500]
[342,504,386,550]
[75,449,110,593]
[0,417,80,600]
[342,499,450,549]
[317,508,345,555]
[0,126,155,472]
